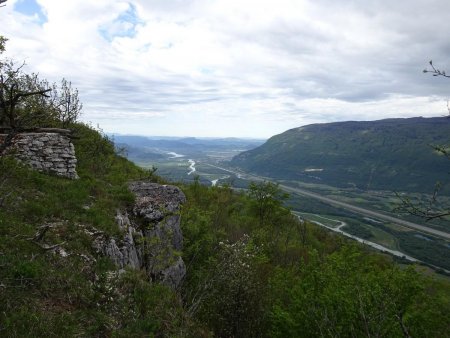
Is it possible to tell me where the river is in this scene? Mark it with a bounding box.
[187,159,196,175]
[167,151,185,158]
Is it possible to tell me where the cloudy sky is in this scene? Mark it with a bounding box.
[1,0,450,138]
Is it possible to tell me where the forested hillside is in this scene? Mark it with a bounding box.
[232,117,450,193]
[1,124,450,336]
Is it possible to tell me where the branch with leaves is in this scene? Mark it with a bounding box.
[0,56,82,154]
[0,61,55,130]
[49,78,82,128]
[423,60,450,78]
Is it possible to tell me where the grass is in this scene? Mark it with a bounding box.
[0,123,204,337]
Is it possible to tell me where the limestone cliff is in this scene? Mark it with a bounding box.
[94,181,186,289]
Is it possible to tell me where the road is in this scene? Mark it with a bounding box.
[205,163,450,241]
[295,212,419,262]
[281,184,450,240]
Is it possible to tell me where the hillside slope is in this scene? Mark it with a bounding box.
[232,117,450,193]
[1,123,450,337]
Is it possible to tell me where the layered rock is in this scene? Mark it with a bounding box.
[94,182,186,289]
[0,132,78,179]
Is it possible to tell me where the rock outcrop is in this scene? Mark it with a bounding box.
[0,132,78,179]
[94,182,186,289]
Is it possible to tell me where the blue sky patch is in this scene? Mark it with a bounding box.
[14,0,47,25]
[99,4,142,42]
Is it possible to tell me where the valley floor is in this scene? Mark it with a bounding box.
[132,148,450,273]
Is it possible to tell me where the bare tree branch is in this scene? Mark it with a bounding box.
[32,241,66,251]
[395,184,450,221]
[423,60,450,78]
[28,224,54,242]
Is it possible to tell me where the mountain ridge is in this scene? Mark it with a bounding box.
[231,116,450,193]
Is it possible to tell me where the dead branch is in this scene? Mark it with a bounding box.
[28,224,53,242]
[32,241,66,251]
[2,88,51,109]
[24,224,66,252]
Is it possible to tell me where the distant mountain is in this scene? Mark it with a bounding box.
[112,135,265,157]
[231,117,450,193]
[115,143,164,163]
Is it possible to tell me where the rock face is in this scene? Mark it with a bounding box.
[94,182,187,289]
[95,211,142,270]
[0,132,78,179]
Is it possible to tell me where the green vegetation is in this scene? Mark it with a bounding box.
[181,180,450,337]
[1,124,450,336]
[0,124,197,337]
[369,220,450,270]
[0,36,81,133]
[231,117,450,193]
[123,144,450,273]
[288,193,450,271]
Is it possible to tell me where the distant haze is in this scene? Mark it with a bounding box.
[2,0,450,137]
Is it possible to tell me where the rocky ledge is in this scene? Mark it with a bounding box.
[94,181,186,289]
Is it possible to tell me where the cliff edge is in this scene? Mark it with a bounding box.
[94,181,186,289]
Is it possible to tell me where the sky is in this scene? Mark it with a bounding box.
[1,0,450,138]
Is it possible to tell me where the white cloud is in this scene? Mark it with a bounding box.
[1,0,450,137]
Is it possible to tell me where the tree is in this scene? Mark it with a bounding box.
[268,244,450,338]
[0,60,54,130]
[195,236,268,338]
[0,38,82,154]
[248,181,289,227]
[50,78,83,128]
[0,36,6,54]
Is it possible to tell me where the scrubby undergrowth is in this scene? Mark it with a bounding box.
[1,124,449,337]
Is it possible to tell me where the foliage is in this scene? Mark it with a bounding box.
[0,123,186,337]
[0,36,6,54]
[49,78,83,129]
[0,60,55,129]
[181,178,450,337]
[232,117,450,193]
[1,124,450,336]
[0,44,81,131]
[268,247,449,337]
[248,181,289,227]
[195,236,269,338]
